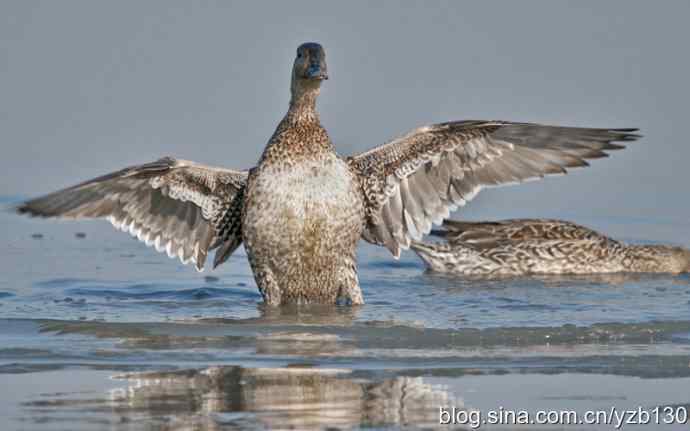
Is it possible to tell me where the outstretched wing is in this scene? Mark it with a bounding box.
[17,157,247,270]
[348,121,639,257]
[432,219,606,244]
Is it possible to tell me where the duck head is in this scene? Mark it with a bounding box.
[293,42,328,81]
[290,42,328,106]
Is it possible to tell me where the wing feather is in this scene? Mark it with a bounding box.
[348,121,640,256]
[17,157,248,270]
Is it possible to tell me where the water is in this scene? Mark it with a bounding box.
[1,196,690,430]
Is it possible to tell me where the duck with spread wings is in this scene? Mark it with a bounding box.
[18,42,640,305]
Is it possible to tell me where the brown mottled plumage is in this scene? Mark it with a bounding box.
[17,42,640,305]
[412,219,690,275]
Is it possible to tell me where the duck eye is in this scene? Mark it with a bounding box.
[297,52,303,58]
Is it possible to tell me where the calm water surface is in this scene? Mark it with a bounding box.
[1,196,690,430]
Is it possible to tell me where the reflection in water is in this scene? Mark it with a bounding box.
[255,331,352,356]
[5,208,690,430]
[424,269,688,289]
[204,303,362,326]
[37,317,690,356]
[107,366,460,430]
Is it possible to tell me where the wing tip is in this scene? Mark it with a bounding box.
[5,202,26,217]
[14,201,48,218]
[383,241,401,259]
[611,129,642,142]
[14,202,29,214]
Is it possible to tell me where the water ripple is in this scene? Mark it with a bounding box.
[65,286,259,301]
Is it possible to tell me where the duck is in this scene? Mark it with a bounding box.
[411,219,690,276]
[17,42,640,305]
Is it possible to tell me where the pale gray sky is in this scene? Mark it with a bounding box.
[2,1,689,223]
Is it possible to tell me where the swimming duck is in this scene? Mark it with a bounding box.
[412,219,690,275]
[17,42,640,305]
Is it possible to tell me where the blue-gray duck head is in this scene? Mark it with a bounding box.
[293,42,328,81]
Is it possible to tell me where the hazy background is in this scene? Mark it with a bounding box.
[2,0,689,226]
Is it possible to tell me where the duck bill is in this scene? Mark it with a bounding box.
[306,64,328,80]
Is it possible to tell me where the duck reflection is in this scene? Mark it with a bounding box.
[111,366,461,430]
[205,303,363,326]
[424,270,684,290]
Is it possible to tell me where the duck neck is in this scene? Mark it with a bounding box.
[286,81,321,124]
[260,80,332,164]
